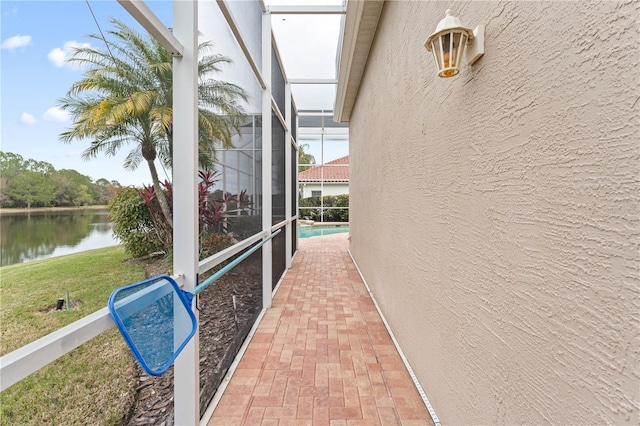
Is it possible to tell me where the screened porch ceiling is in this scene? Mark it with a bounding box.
[266,0,346,112]
[263,0,350,172]
[124,0,350,173]
[130,0,345,111]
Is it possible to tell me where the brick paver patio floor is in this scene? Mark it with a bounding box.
[207,233,434,426]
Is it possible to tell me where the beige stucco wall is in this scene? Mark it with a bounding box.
[348,1,639,424]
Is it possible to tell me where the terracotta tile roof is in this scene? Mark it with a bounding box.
[298,155,349,182]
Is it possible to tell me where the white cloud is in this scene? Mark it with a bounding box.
[48,40,91,68]
[47,48,66,68]
[1,34,31,50]
[4,6,18,17]
[20,112,36,125]
[43,107,70,122]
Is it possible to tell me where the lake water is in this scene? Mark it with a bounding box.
[0,209,117,267]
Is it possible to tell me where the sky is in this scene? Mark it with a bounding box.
[1,1,173,186]
[1,0,345,187]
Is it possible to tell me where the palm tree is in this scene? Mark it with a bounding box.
[59,19,247,228]
[298,143,316,171]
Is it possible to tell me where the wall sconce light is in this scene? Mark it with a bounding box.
[424,9,484,78]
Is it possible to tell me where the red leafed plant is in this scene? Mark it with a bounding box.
[139,180,173,248]
[134,170,247,258]
[238,189,252,213]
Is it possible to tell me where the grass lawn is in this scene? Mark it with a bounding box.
[0,246,146,425]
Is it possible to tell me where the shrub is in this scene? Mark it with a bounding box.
[139,181,173,249]
[108,187,164,258]
[200,232,235,260]
[109,171,258,259]
[299,194,349,222]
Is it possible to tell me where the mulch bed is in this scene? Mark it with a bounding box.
[123,252,262,425]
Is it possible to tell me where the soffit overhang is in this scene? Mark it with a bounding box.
[333,0,384,123]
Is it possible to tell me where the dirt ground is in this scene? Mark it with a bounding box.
[123,253,262,425]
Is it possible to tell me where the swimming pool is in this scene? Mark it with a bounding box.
[298,225,349,239]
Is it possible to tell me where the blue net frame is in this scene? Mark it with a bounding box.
[108,275,197,376]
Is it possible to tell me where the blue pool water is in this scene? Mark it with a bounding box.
[298,225,349,239]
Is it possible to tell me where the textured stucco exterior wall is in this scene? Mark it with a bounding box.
[348,1,639,424]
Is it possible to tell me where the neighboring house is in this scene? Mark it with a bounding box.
[298,155,349,198]
[335,1,638,425]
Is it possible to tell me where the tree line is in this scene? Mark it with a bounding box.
[0,151,121,208]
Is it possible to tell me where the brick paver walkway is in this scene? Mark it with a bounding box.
[208,233,434,426]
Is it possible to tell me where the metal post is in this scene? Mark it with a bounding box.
[173,1,199,424]
[294,113,299,252]
[262,11,273,309]
[320,124,324,223]
[285,82,292,268]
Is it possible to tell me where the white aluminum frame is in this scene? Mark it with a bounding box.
[289,79,338,84]
[172,1,200,423]
[117,0,183,56]
[1,3,306,424]
[267,5,346,15]
[296,109,349,223]
[285,82,293,267]
[0,308,115,391]
[262,10,273,309]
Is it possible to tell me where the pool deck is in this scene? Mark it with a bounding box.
[206,233,434,426]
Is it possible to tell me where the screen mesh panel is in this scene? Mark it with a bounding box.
[272,46,286,116]
[272,112,286,225]
[292,219,298,254]
[271,229,286,290]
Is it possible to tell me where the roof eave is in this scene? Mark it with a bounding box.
[333,0,385,123]
[300,181,349,184]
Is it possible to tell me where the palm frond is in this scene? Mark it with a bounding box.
[58,19,248,178]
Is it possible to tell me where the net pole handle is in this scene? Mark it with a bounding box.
[191,229,281,296]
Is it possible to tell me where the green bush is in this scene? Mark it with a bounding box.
[299,194,349,222]
[200,232,235,260]
[108,187,164,258]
